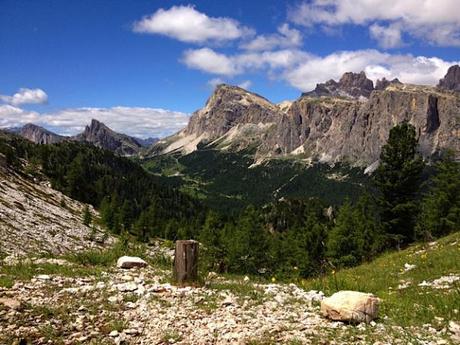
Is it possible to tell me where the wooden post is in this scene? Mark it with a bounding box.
[173,240,199,285]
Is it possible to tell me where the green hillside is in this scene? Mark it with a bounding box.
[299,231,460,342]
[142,148,369,211]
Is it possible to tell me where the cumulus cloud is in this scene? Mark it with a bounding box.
[133,5,253,43]
[0,105,189,138]
[289,0,460,47]
[369,23,403,49]
[241,24,302,51]
[283,49,460,91]
[0,88,48,106]
[183,48,238,75]
[183,48,309,76]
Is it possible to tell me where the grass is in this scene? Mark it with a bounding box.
[161,329,183,343]
[300,231,460,328]
[207,280,266,306]
[0,261,101,287]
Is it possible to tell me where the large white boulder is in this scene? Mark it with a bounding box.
[116,256,147,269]
[320,290,380,323]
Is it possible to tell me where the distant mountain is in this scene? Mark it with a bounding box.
[15,123,66,144]
[150,67,460,166]
[74,119,143,156]
[135,137,159,147]
[6,119,155,156]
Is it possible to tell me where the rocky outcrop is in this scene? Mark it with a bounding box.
[17,123,65,144]
[74,119,143,156]
[438,65,460,91]
[320,291,380,323]
[303,71,374,99]
[375,78,402,90]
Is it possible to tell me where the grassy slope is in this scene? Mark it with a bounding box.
[302,231,460,329]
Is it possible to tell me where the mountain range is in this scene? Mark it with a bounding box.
[6,65,460,167]
[7,119,158,156]
[152,65,460,167]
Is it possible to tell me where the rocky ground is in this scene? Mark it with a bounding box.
[0,165,113,256]
[1,255,458,345]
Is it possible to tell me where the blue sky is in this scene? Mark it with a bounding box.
[1,0,459,138]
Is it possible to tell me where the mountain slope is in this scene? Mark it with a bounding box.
[150,69,460,166]
[0,154,112,256]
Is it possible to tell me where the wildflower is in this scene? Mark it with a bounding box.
[271,277,276,283]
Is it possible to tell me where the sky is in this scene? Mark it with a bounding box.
[1,0,459,138]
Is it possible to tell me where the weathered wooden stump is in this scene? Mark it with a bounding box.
[173,240,199,285]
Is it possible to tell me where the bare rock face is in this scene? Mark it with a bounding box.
[438,65,460,91]
[74,119,142,156]
[185,84,280,138]
[17,123,65,144]
[272,83,460,164]
[303,71,374,99]
[320,291,380,323]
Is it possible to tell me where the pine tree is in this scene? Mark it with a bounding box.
[82,205,92,226]
[373,122,425,245]
[199,211,225,272]
[416,152,460,239]
[326,195,385,268]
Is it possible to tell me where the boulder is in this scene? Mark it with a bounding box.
[116,256,147,269]
[320,290,380,323]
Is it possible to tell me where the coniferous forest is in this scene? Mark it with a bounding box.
[1,122,459,280]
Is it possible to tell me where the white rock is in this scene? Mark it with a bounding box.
[109,330,119,337]
[116,256,147,269]
[320,290,380,323]
[117,282,138,292]
[36,274,51,281]
[403,263,416,272]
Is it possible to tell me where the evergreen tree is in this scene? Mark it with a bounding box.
[416,152,460,239]
[373,122,425,245]
[199,211,226,272]
[82,205,92,226]
[326,195,385,268]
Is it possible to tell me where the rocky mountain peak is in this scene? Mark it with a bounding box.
[438,65,460,91]
[18,123,65,144]
[184,84,280,138]
[303,71,374,99]
[76,119,142,156]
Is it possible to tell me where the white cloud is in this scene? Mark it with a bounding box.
[241,24,302,51]
[183,48,309,76]
[369,23,403,49]
[0,88,48,106]
[0,105,189,138]
[133,5,252,44]
[289,0,460,47]
[283,49,460,91]
[237,80,252,89]
[183,48,239,76]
